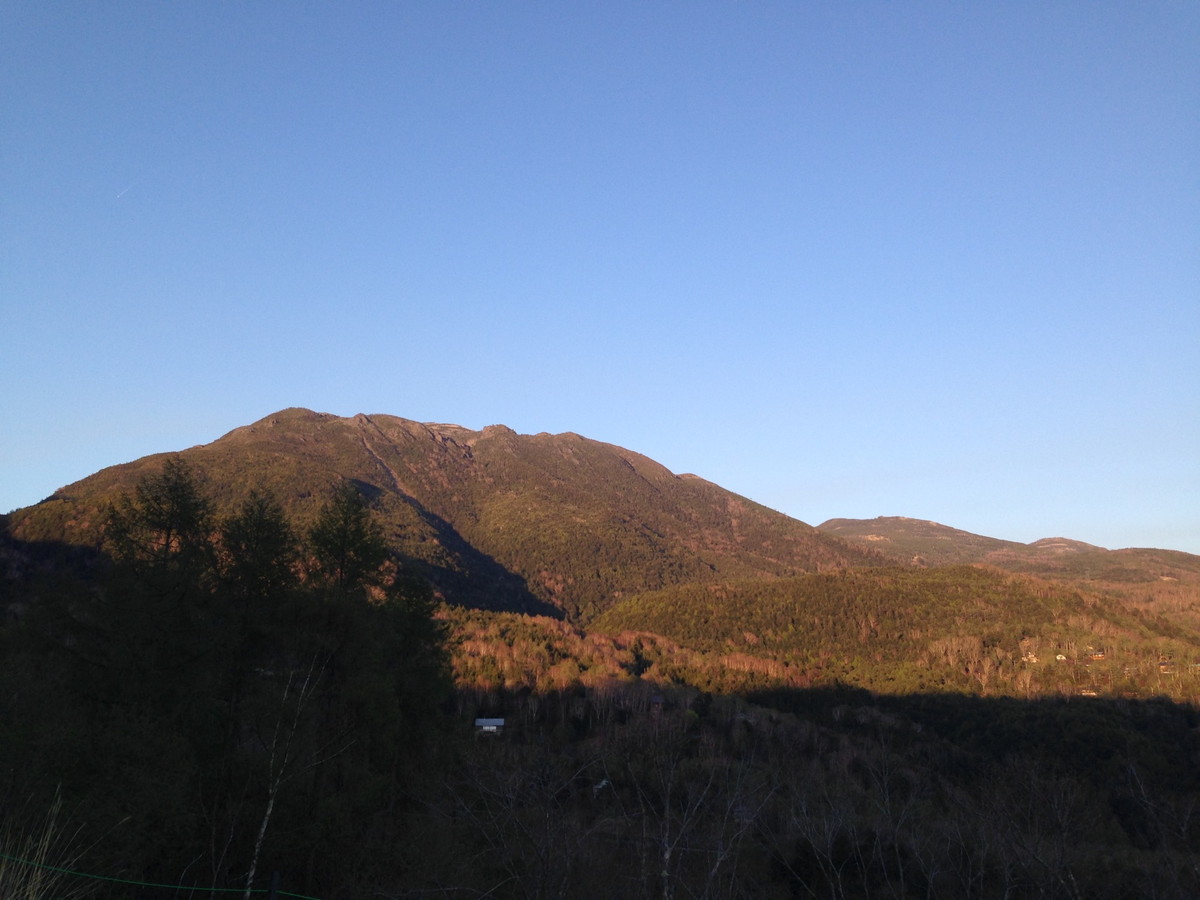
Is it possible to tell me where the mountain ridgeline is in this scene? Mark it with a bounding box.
[819,515,1200,583]
[8,408,883,621]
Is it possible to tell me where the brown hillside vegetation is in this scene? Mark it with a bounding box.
[9,408,884,620]
[821,516,1200,635]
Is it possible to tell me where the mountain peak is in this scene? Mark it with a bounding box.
[480,423,517,438]
[7,408,885,621]
[1028,537,1106,553]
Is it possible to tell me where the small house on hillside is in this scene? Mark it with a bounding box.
[474,717,505,735]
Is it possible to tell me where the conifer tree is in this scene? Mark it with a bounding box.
[307,481,388,595]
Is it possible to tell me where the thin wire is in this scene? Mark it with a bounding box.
[0,850,321,899]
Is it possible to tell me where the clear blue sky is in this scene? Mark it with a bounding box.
[3,2,1197,553]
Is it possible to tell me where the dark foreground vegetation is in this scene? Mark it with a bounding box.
[2,460,1200,898]
[1,460,449,897]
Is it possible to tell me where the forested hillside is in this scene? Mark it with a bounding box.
[821,516,1200,587]
[592,567,1200,699]
[8,408,883,621]
[821,516,1200,638]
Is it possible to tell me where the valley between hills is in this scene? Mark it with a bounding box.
[3,407,1200,898]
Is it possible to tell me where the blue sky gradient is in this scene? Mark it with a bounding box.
[3,2,1197,552]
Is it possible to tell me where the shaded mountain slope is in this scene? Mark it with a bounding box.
[8,408,884,620]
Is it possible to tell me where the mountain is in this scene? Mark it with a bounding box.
[818,516,1024,566]
[5,408,884,621]
[819,516,1200,584]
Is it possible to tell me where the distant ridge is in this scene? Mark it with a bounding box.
[818,516,1026,566]
[819,516,1200,584]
